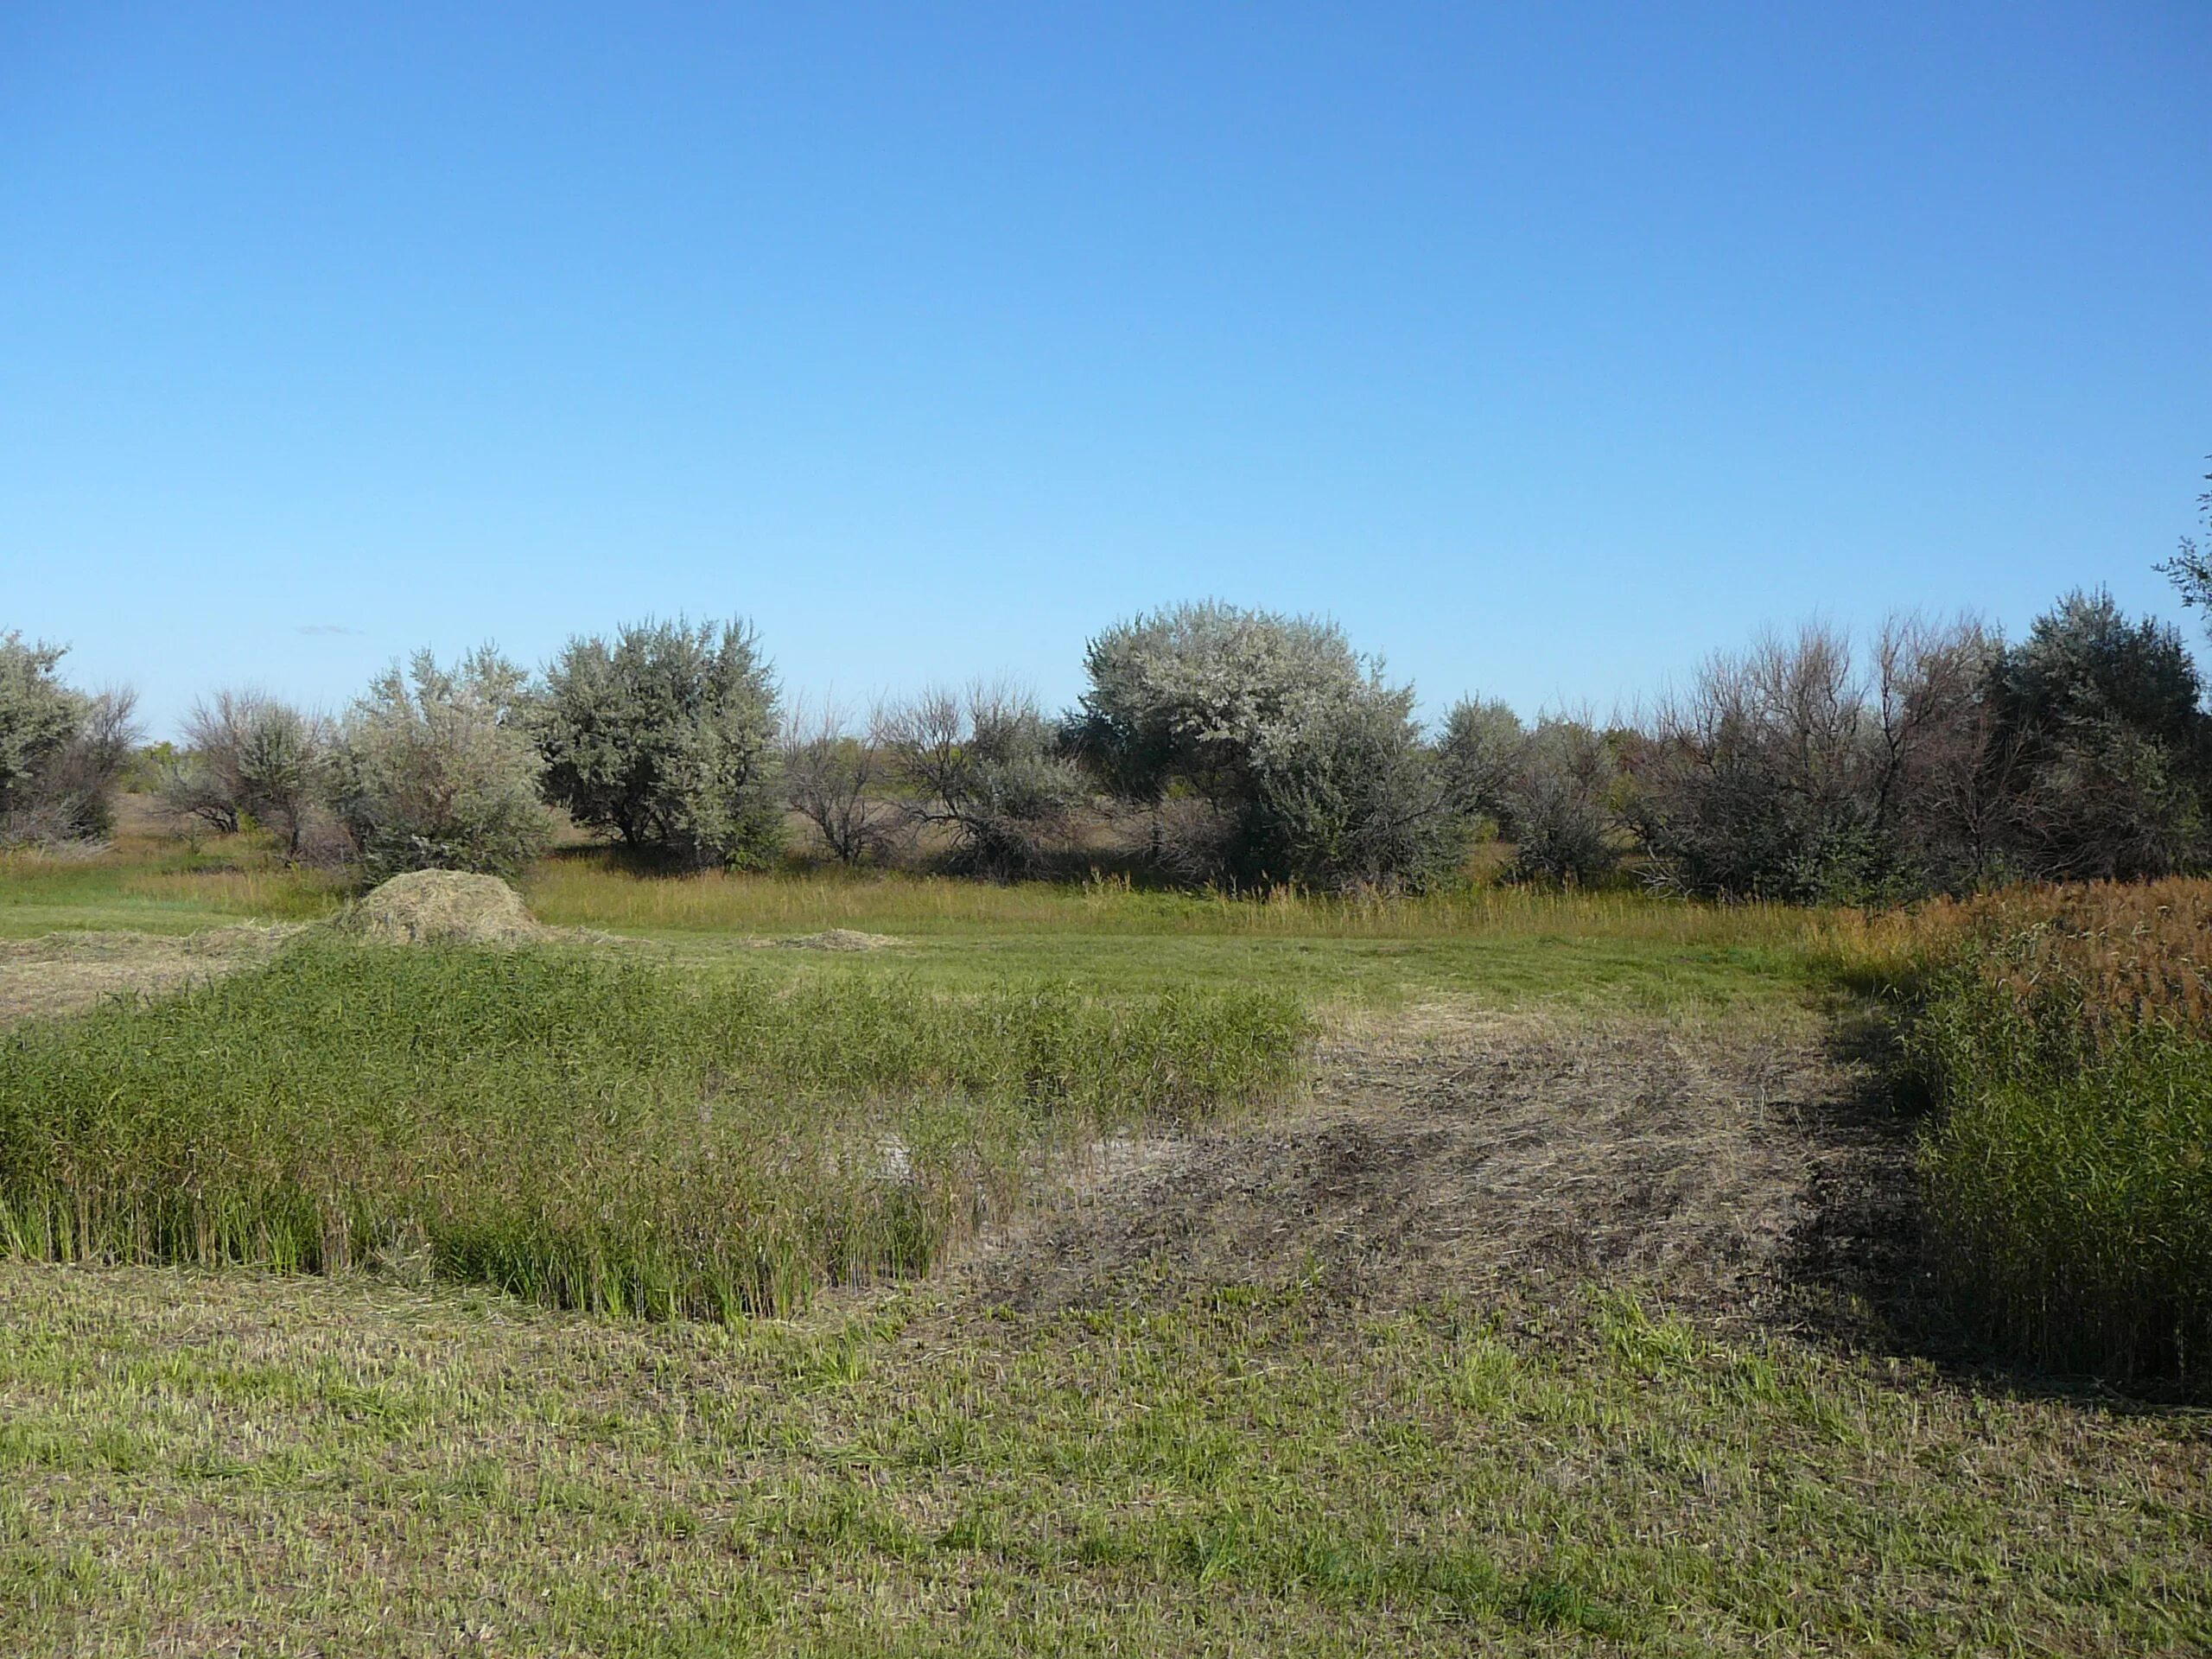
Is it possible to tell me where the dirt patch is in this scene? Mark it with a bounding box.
[0,926,297,1027]
[338,871,543,946]
[963,1002,1897,1325]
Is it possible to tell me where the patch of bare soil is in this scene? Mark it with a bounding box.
[0,927,298,1027]
[965,1003,1915,1327]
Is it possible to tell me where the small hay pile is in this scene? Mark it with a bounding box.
[339,871,544,946]
[741,929,904,952]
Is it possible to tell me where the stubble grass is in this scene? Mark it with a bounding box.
[0,1267,2204,1656]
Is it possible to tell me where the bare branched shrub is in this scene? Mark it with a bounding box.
[1619,608,2190,901]
[782,696,892,865]
[1626,623,1899,902]
[161,690,333,855]
[880,682,1086,878]
[328,648,552,883]
[1872,616,2012,889]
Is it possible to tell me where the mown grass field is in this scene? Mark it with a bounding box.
[1,826,2207,1656]
[1,836,1824,1014]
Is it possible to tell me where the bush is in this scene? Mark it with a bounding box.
[1503,720,1624,886]
[1904,880,2212,1390]
[0,633,139,844]
[159,690,332,855]
[1440,703,1623,886]
[0,941,1309,1319]
[1626,620,1996,903]
[1979,591,2209,881]
[1071,602,1468,891]
[539,618,784,870]
[1241,682,1471,893]
[1436,697,1523,835]
[880,683,1089,878]
[328,648,552,882]
[782,696,893,865]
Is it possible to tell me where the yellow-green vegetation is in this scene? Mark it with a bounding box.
[1,1268,2204,1656]
[1855,880,2212,1391]
[0,839,344,938]
[0,940,1304,1318]
[526,851,1824,1013]
[2,834,1826,1011]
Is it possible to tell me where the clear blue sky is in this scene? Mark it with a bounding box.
[3,3,2207,736]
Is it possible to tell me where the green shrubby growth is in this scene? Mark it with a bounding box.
[1440,702,1624,886]
[1981,591,2209,880]
[327,647,553,882]
[1071,602,1465,891]
[1240,678,1470,892]
[1499,719,1624,886]
[0,636,84,820]
[539,618,785,869]
[0,632,139,843]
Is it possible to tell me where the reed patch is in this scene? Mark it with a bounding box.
[1863,880,2212,1389]
[0,940,1307,1318]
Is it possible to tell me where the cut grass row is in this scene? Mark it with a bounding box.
[0,940,1307,1318]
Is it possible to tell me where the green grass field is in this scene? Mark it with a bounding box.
[3,837,1824,1013]
[1,828,2206,1656]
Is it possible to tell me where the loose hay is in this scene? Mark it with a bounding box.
[0,926,298,1027]
[739,929,905,952]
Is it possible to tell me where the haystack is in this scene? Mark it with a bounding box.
[342,871,543,946]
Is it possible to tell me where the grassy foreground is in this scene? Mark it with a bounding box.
[2,1268,2206,1656]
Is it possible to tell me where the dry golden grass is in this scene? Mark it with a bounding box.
[523,851,1816,945]
[1822,877,2212,1042]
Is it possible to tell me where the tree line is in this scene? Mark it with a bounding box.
[5,479,2210,902]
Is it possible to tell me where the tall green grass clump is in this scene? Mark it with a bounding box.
[1905,881,2212,1390]
[0,940,1306,1319]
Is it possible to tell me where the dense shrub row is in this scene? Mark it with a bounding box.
[1872,881,2212,1391]
[11,472,2212,896]
[0,940,1309,1318]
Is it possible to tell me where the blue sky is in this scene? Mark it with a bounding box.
[3,3,2208,735]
